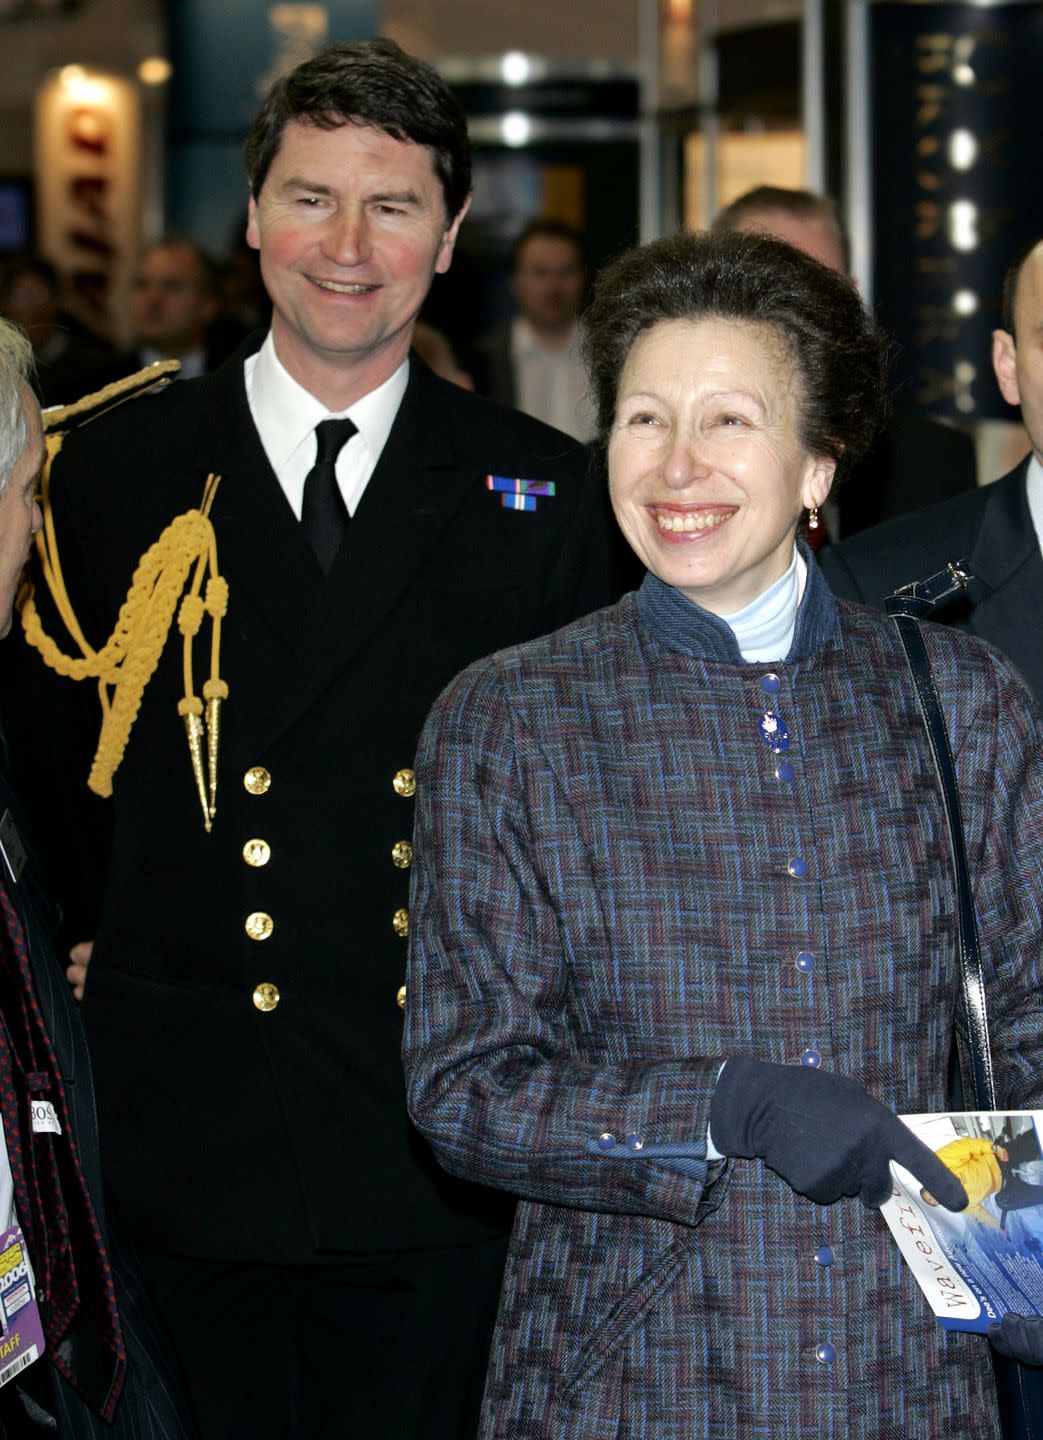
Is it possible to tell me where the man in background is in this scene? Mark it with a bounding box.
[821,236,1043,707]
[0,257,122,408]
[474,218,596,441]
[126,239,235,379]
[713,185,979,537]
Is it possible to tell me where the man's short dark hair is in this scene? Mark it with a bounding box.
[1000,235,1043,339]
[581,230,886,478]
[244,38,471,223]
[511,219,585,273]
[138,237,218,297]
[0,255,59,305]
[712,186,850,274]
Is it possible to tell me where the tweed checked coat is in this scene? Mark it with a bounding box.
[404,559,1043,1440]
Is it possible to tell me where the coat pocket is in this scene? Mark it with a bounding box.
[553,1223,700,1402]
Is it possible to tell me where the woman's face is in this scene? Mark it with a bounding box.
[608,317,835,616]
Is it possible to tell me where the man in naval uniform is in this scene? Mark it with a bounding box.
[8,40,612,1439]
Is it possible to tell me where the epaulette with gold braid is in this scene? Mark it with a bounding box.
[19,362,229,834]
[41,358,181,437]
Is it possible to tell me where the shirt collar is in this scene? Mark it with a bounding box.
[1025,453,1043,558]
[511,316,580,360]
[635,542,838,665]
[245,331,409,472]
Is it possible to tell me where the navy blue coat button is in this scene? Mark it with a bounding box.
[801,1049,822,1069]
[788,857,809,878]
[815,1245,835,1267]
[625,1134,645,1152]
[775,761,795,782]
[815,1342,836,1365]
[597,1132,615,1151]
[795,952,815,973]
[761,673,781,695]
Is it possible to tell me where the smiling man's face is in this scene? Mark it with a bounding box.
[247,120,468,408]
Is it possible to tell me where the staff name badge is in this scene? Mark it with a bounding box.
[0,1225,44,1390]
[0,812,26,886]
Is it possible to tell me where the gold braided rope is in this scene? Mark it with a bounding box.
[19,364,229,834]
[40,358,181,436]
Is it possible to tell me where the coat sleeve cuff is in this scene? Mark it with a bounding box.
[585,1133,715,1187]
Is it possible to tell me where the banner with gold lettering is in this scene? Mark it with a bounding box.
[34,71,142,345]
[868,2,1043,423]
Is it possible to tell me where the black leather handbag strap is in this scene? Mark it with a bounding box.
[886,560,997,1113]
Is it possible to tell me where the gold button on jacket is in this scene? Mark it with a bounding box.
[243,838,271,868]
[245,911,274,941]
[392,907,409,938]
[396,984,407,1009]
[244,766,272,796]
[392,768,416,798]
[391,840,412,869]
[252,982,280,1013]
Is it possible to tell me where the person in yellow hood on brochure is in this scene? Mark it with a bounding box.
[921,1138,1007,1212]
[922,1132,1043,1217]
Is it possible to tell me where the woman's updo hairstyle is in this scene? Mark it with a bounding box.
[581,229,888,480]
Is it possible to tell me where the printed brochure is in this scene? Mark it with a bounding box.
[882,1110,1043,1332]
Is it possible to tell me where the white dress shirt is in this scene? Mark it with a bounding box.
[510,318,596,443]
[1026,453,1043,559]
[244,333,408,519]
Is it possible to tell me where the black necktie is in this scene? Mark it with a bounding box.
[301,418,356,574]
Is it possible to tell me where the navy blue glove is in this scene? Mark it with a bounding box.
[709,1056,969,1209]
[989,1315,1043,1366]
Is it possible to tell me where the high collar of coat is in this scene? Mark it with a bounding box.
[635,541,839,665]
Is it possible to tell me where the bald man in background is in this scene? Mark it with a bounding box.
[713,186,978,538]
[820,236,1043,708]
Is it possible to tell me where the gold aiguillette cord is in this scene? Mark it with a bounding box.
[22,465,229,835]
[176,472,228,833]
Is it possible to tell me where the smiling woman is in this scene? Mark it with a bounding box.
[584,229,885,544]
[607,316,833,615]
[402,231,1043,1438]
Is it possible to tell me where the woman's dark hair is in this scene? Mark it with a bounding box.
[245,39,471,222]
[582,230,888,476]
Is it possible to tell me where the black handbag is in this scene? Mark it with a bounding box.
[888,563,1043,1440]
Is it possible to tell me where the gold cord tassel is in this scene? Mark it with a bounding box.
[204,687,224,821]
[21,427,229,833]
[179,703,212,833]
[206,695,222,821]
[202,562,229,823]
